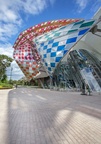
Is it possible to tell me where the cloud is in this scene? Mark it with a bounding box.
[17,0,56,14]
[75,0,88,13]
[0,0,56,43]
[0,0,56,80]
[0,22,21,43]
[0,43,13,58]
[19,0,47,14]
[6,61,24,80]
[0,43,24,80]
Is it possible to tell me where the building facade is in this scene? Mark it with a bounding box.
[13,9,101,92]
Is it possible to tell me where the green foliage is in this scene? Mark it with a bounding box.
[0,54,13,82]
[16,80,24,85]
[0,82,13,89]
[9,80,17,85]
[1,74,7,83]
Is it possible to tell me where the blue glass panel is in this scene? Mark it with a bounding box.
[41,43,44,46]
[51,63,55,67]
[45,63,48,66]
[55,57,62,62]
[52,42,59,47]
[57,45,65,51]
[48,39,54,44]
[43,54,46,58]
[48,67,51,71]
[78,28,89,35]
[64,50,68,55]
[51,52,56,57]
[47,48,51,53]
[43,45,47,50]
[66,37,77,44]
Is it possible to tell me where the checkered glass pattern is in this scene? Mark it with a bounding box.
[34,19,97,75]
[13,43,35,61]
[13,19,80,78]
[17,61,39,80]
[14,43,40,79]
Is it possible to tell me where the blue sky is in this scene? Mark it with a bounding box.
[0,0,101,80]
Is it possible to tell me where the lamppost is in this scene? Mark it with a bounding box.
[10,67,13,83]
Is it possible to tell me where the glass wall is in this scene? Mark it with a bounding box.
[52,49,101,92]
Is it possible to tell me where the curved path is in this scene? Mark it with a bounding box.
[0,88,101,144]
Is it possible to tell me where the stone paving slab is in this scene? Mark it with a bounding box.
[0,88,101,144]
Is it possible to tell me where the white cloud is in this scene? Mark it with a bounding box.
[0,43,24,80]
[0,0,56,43]
[75,0,88,13]
[20,0,47,14]
[0,23,20,42]
[0,43,13,58]
[16,0,56,14]
[6,61,24,80]
[0,8,19,23]
[0,0,56,80]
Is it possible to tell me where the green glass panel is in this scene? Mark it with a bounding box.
[52,31,56,33]
[47,37,52,41]
[68,29,78,34]
[59,26,66,30]
[74,20,84,25]
[54,33,60,36]
[80,21,94,28]
[39,37,42,39]
[45,35,49,38]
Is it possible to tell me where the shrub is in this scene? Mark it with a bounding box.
[0,82,13,89]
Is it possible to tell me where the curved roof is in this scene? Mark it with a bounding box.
[13,19,79,49]
[13,18,100,79]
[13,19,80,79]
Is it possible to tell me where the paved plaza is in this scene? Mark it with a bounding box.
[0,88,101,144]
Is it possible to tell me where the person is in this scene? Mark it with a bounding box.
[16,84,17,88]
[86,84,91,95]
[52,76,55,87]
[81,79,86,95]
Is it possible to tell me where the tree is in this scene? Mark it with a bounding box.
[0,55,13,82]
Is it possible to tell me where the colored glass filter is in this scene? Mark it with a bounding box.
[34,19,97,75]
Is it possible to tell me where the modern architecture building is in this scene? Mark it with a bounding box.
[13,8,101,92]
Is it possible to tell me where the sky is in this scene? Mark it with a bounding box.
[0,0,101,80]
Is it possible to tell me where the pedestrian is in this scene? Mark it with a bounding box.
[16,84,17,88]
[52,77,55,87]
[81,79,86,95]
[86,84,91,95]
